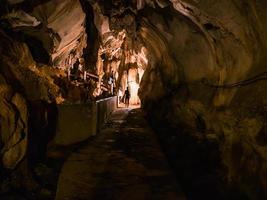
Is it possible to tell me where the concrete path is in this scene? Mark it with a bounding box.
[56,108,186,200]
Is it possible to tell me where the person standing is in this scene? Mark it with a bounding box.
[108,71,114,95]
[124,87,130,108]
[78,58,85,81]
[71,59,79,81]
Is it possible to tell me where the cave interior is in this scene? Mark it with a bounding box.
[0,0,267,199]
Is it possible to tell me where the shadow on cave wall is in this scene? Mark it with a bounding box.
[143,96,260,200]
[27,100,58,166]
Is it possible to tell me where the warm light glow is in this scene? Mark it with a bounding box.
[129,81,140,105]
[137,47,148,68]
[93,31,148,100]
[128,68,140,105]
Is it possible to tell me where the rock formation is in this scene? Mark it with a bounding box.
[1,0,267,199]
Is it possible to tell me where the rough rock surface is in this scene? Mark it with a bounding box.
[134,0,267,198]
[0,29,60,184]
[2,0,87,67]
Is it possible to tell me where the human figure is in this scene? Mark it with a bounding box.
[108,71,114,95]
[78,58,85,81]
[124,87,130,108]
[70,59,79,81]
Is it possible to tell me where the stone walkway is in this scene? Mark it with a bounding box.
[55,108,186,200]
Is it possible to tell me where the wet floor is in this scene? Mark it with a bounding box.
[55,108,185,200]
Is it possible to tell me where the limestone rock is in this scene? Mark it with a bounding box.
[0,30,60,170]
[3,0,87,68]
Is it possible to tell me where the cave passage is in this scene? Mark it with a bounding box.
[1,0,267,200]
[56,108,185,200]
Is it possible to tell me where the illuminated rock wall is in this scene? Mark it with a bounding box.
[2,0,87,68]
[135,0,267,198]
[0,30,60,171]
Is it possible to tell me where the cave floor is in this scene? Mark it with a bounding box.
[55,108,186,200]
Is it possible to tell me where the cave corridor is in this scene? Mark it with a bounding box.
[0,0,267,200]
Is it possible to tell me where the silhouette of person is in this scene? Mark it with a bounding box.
[124,87,130,108]
[71,59,79,81]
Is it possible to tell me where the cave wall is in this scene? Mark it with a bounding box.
[0,28,60,173]
[2,0,87,68]
[135,0,267,198]
[0,0,96,175]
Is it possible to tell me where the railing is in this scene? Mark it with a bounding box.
[96,96,118,132]
[53,96,117,145]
